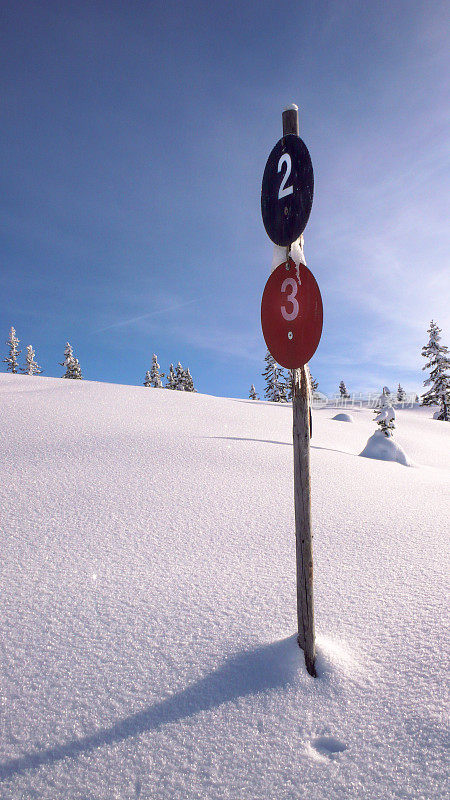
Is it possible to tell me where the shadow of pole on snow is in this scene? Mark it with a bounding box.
[0,637,303,781]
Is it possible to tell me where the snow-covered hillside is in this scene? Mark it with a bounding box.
[0,374,448,800]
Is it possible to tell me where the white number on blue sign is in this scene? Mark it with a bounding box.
[277,153,294,200]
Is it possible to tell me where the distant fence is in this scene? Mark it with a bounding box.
[310,392,419,410]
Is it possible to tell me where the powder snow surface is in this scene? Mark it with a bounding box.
[0,375,448,800]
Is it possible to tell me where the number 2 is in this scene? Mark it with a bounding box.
[278,153,294,199]
[281,277,299,321]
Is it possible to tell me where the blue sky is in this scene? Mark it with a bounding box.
[1,0,449,398]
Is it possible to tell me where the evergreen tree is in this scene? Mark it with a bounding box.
[262,351,276,401]
[374,389,395,436]
[397,383,406,402]
[165,363,176,389]
[149,353,164,388]
[277,382,288,402]
[175,362,185,390]
[249,384,259,400]
[71,358,83,380]
[22,345,42,375]
[143,370,151,387]
[60,342,82,379]
[183,367,195,392]
[421,320,450,420]
[339,380,350,398]
[3,326,21,373]
[280,368,292,401]
[308,370,321,404]
[61,342,74,378]
[262,350,287,402]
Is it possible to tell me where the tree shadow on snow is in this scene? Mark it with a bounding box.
[231,399,292,409]
[0,636,303,781]
[206,436,357,458]
[204,435,291,447]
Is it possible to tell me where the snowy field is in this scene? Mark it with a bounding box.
[0,373,448,800]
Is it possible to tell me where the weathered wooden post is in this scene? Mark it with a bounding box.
[283,106,316,676]
[292,364,315,675]
[261,105,321,677]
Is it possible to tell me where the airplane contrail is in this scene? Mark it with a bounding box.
[93,298,198,334]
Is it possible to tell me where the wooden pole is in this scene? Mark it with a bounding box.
[282,105,316,677]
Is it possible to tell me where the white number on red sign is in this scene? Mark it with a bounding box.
[281,277,299,321]
[277,153,294,199]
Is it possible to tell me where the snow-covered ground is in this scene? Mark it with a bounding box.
[0,374,448,800]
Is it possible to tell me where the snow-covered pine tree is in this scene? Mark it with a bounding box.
[339,380,350,398]
[3,326,21,373]
[183,367,195,392]
[22,345,42,375]
[421,320,450,421]
[175,362,185,390]
[262,350,287,402]
[249,384,259,400]
[397,383,406,402]
[61,343,74,378]
[61,343,73,377]
[279,376,289,401]
[143,370,151,387]
[71,358,83,380]
[286,371,294,401]
[280,367,292,401]
[374,389,395,436]
[149,353,164,388]
[275,367,289,402]
[165,364,176,389]
[60,342,83,379]
[308,370,322,404]
[262,351,276,400]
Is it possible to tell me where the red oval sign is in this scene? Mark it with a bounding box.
[261,259,323,368]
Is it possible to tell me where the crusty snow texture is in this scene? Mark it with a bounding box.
[0,376,448,800]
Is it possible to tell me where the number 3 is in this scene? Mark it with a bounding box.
[278,153,294,199]
[281,277,299,321]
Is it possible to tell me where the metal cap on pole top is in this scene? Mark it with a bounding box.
[282,105,299,136]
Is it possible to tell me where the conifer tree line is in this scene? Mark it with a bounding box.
[143,354,196,392]
[3,327,82,379]
[3,321,449,418]
[251,320,449,421]
[252,350,319,402]
[3,327,43,375]
[3,328,198,391]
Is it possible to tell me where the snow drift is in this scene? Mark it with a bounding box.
[359,429,412,466]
